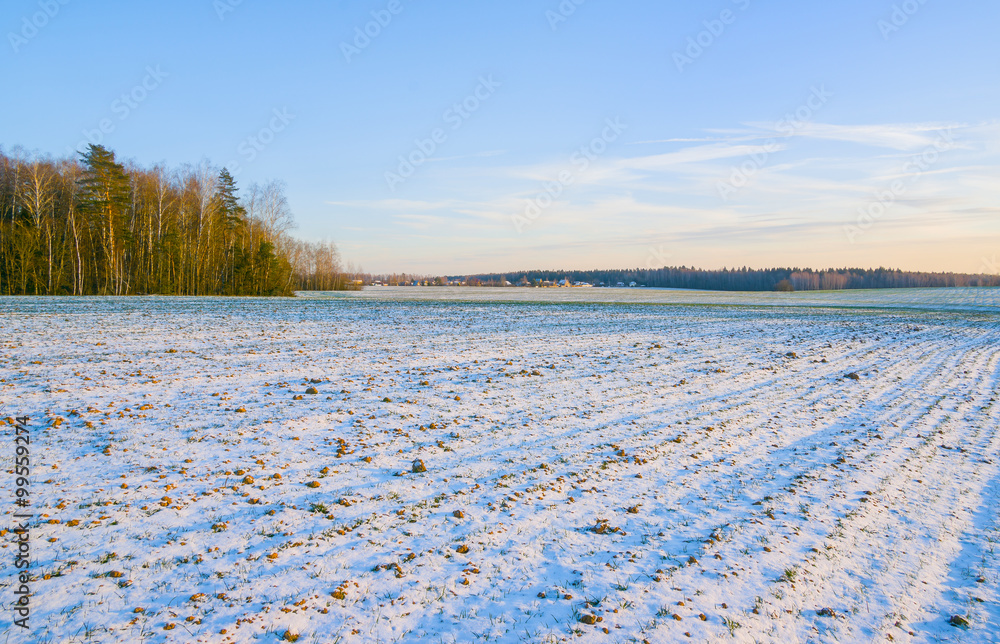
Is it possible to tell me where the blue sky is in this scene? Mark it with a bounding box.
[3,0,998,274]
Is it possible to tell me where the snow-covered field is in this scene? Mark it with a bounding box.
[2,288,999,643]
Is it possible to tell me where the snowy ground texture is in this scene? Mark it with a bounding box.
[2,287,999,643]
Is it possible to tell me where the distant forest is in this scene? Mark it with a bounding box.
[0,145,349,296]
[369,266,1000,292]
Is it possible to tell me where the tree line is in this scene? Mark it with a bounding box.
[366,266,1000,291]
[0,144,351,296]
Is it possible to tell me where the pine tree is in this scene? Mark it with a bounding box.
[212,168,248,293]
[77,145,131,294]
[214,168,245,222]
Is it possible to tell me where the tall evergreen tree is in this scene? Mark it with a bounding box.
[214,168,245,222]
[76,144,131,294]
[211,168,248,293]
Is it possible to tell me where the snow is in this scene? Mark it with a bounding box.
[1,288,998,643]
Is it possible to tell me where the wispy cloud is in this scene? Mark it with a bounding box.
[616,143,789,171]
[326,198,465,211]
[711,121,965,151]
[784,122,961,150]
[424,149,507,163]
